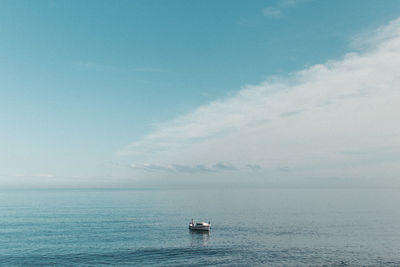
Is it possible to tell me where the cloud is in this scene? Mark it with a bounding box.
[213,162,237,171]
[173,164,214,173]
[262,7,282,18]
[76,61,170,73]
[351,17,400,51]
[246,164,262,171]
[120,18,400,183]
[130,163,174,172]
[10,173,55,178]
[262,0,302,18]
[130,162,241,173]
[277,166,290,172]
[279,0,299,8]
[130,67,171,73]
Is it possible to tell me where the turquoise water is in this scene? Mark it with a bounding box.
[0,188,400,266]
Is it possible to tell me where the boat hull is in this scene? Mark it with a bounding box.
[189,224,210,231]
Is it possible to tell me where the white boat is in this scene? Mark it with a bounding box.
[189,219,211,231]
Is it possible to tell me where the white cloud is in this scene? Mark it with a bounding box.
[262,7,282,18]
[119,18,400,184]
[130,162,251,173]
[10,173,55,178]
[262,0,302,18]
[279,0,299,8]
[351,17,400,51]
[76,61,170,73]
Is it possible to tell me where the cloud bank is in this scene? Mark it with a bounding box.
[130,162,243,173]
[119,18,400,184]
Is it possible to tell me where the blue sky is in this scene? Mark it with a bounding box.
[1,0,400,188]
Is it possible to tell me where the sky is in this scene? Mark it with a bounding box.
[1,0,400,188]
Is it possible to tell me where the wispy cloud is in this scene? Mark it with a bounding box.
[130,163,174,172]
[247,164,262,171]
[130,67,171,73]
[119,18,400,182]
[76,61,171,73]
[262,7,282,18]
[76,61,118,72]
[262,0,302,18]
[277,166,290,172]
[10,173,55,178]
[130,162,245,173]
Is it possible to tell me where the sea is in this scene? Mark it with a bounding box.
[0,188,399,266]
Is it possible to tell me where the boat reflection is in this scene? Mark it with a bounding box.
[189,230,210,246]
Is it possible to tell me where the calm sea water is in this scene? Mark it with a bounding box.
[0,188,399,266]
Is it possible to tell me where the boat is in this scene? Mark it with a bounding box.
[189,219,211,231]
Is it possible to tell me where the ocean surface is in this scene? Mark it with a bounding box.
[0,188,400,266]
